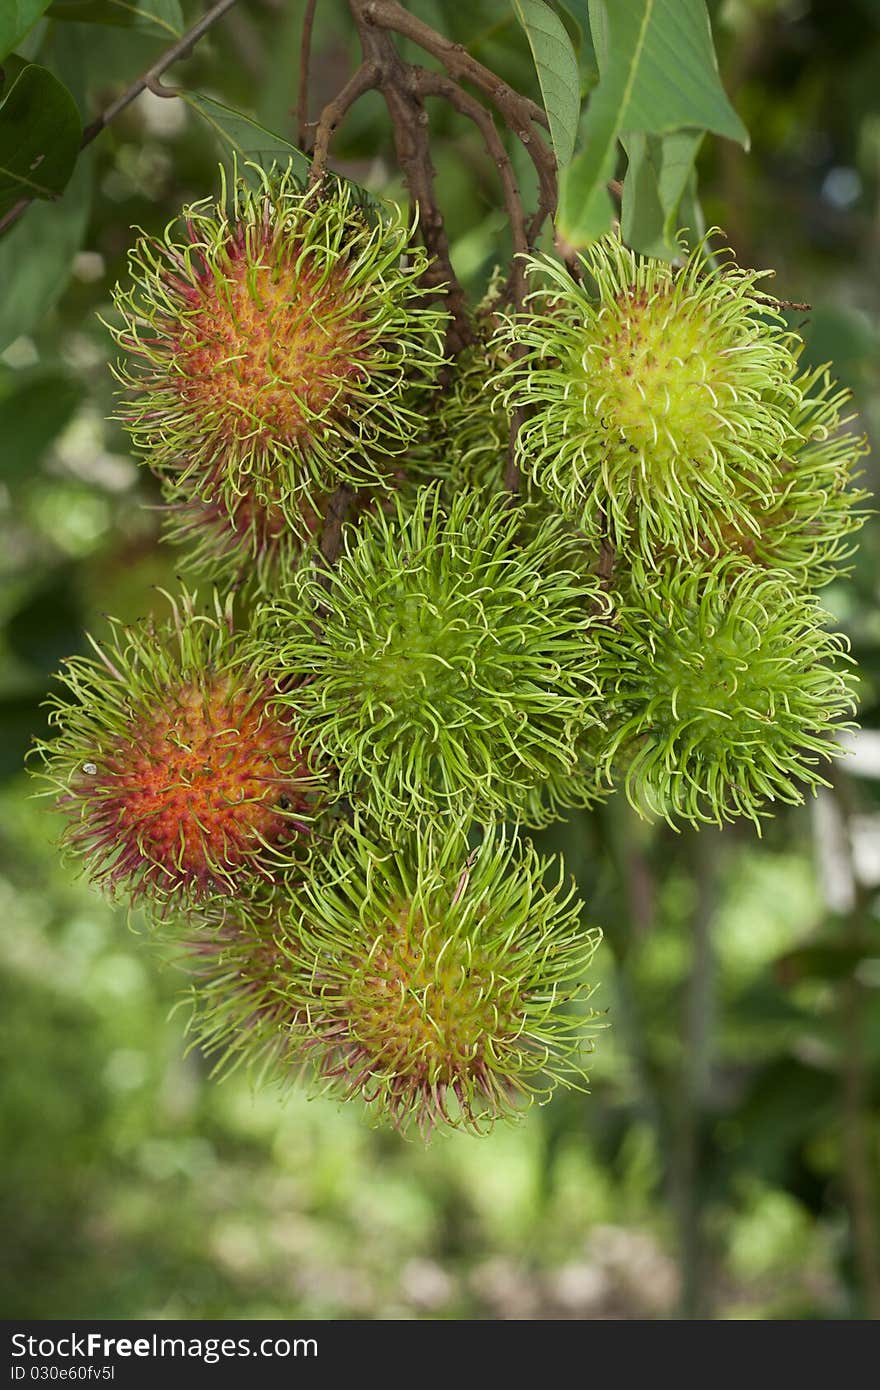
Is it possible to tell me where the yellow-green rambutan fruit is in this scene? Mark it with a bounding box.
[108,165,448,535]
[594,559,857,828]
[495,233,866,564]
[253,487,605,828]
[33,592,329,908]
[283,822,601,1137]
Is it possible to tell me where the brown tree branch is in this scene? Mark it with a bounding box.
[307,0,563,514]
[363,0,547,132]
[297,0,319,151]
[340,3,471,355]
[362,0,557,235]
[409,67,529,273]
[0,0,241,238]
[308,61,381,185]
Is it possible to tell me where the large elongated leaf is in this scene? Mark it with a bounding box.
[512,0,580,168]
[0,152,92,353]
[0,2,53,61]
[0,369,84,485]
[621,129,704,257]
[183,92,377,208]
[47,0,183,37]
[558,0,748,248]
[0,65,81,218]
[182,92,312,183]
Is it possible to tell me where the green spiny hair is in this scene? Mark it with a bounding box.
[108,164,448,538]
[594,559,857,829]
[281,819,602,1137]
[174,889,308,1083]
[158,470,324,586]
[426,285,510,494]
[495,233,811,559]
[33,590,330,908]
[253,487,605,827]
[718,363,869,587]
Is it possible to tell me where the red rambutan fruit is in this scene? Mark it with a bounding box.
[34,592,328,909]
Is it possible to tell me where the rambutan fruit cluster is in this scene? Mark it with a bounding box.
[39,592,328,906]
[35,163,866,1135]
[493,233,865,830]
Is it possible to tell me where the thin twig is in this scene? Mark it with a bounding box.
[344,3,470,354]
[752,292,812,312]
[402,70,533,486]
[297,0,319,150]
[409,67,528,269]
[364,0,547,131]
[319,483,356,571]
[307,0,562,505]
[0,0,240,238]
[362,0,557,229]
[309,61,381,186]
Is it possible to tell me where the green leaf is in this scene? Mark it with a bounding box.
[182,92,378,209]
[558,0,748,248]
[620,128,704,257]
[512,0,580,168]
[0,369,84,484]
[46,0,183,38]
[0,2,53,61]
[182,92,312,183]
[0,151,92,353]
[0,65,81,218]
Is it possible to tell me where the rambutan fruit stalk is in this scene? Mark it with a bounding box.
[284,821,602,1137]
[254,487,605,827]
[34,592,329,908]
[496,234,837,560]
[594,560,857,828]
[108,164,448,534]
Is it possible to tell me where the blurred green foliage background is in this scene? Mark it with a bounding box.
[2,0,880,1320]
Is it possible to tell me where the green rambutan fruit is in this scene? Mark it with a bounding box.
[712,364,869,587]
[108,165,448,531]
[495,233,851,561]
[594,560,857,828]
[176,899,307,1081]
[284,822,601,1137]
[34,592,329,907]
[254,487,605,827]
